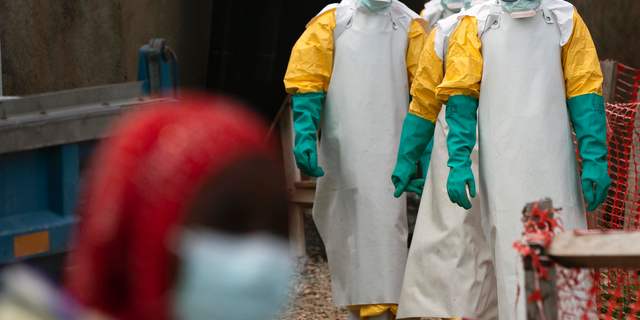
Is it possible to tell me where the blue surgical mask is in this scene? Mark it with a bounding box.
[442,0,464,13]
[501,0,541,13]
[172,229,292,320]
[360,0,392,13]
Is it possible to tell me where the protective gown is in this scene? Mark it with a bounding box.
[284,1,429,318]
[433,0,606,319]
[396,5,498,319]
[421,0,459,27]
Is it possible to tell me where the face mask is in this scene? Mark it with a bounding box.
[172,229,292,320]
[360,0,392,13]
[464,0,486,10]
[441,0,464,13]
[501,0,541,13]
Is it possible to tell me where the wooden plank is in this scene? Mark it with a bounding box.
[289,188,315,205]
[288,204,306,257]
[600,60,618,104]
[548,231,640,268]
[279,96,307,257]
[294,181,317,189]
[279,96,301,200]
[523,200,558,320]
[526,269,557,320]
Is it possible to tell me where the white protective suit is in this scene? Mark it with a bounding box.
[432,1,594,319]
[421,0,458,27]
[397,3,498,320]
[284,1,430,316]
[316,1,416,307]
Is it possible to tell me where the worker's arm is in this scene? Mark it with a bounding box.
[407,18,431,90]
[437,16,482,210]
[284,9,335,95]
[435,16,482,103]
[562,11,603,99]
[562,10,610,211]
[283,9,336,178]
[409,26,443,123]
[391,23,438,198]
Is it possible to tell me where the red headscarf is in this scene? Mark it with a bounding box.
[64,94,278,320]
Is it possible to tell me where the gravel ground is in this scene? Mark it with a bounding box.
[276,256,349,320]
[276,196,438,320]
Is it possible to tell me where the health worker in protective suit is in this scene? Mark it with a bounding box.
[284,1,430,319]
[421,0,463,27]
[415,0,488,180]
[428,0,609,318]
[392,1,498,319]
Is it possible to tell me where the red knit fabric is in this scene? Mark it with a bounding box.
[64,94,277,320]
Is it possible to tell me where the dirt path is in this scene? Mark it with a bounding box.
[276,203,438,320]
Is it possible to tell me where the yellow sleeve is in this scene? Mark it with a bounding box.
[436,16,483,103]
[562,11,603,99]
[407,19,431,88]
[409,26,442,123]
[284,9,336,95]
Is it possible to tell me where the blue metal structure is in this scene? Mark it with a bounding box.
[138,38,179,98]
[0,40,178,264]
[0,145,79,263]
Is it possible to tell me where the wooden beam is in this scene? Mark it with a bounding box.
[289,188,316,205]
[288,204,306,257]
[279,96,307,257]
[294,181,317,189]
[600,60,618,104]
[523,200,558,320]
[549,231,640,268]
[526,269,558,320]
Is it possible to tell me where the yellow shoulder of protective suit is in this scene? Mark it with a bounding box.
[562,10,603,99]
[409,26,442,123]
[407,18,431,88]
[284,9,336,95]
[436,15,482,103]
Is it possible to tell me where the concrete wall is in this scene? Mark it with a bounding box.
[0,0,213,96]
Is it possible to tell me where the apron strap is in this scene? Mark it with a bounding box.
[483,4,502,34]
[389,9,398,30]
[540,3,555,24]
[334,9,355,40]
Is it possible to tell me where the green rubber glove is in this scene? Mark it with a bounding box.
[568,93,611,211]
[292,92,325,178]
[445,95,478,210]
[392,113,436,198]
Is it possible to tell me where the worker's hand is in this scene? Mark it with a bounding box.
[293,142,324,178]
[393,176,425,198]
[446,166,476,210]
[582,163,611,211]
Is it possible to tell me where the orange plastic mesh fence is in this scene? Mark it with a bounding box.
[615,63,640,104]
[559,101,640,320]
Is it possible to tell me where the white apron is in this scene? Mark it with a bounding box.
[313,4,411,307]
[397,15,498,319]
[478,5,587,319]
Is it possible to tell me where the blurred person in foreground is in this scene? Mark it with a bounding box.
[61,94,291,320]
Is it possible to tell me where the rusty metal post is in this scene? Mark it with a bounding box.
[523,199,558,320]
